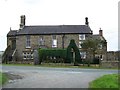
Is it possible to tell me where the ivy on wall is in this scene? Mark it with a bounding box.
[66,39,81,65]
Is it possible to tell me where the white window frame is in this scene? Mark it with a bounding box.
[39,36,44,46]
[79,41,83,48]
[26,36,31,48]
[52,35,57,48]
[80,52,86,59]
[79,34,85,40]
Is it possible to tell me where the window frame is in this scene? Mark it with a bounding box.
[79,34,85,40]
[26,36,31,48]
[52,35,57,48]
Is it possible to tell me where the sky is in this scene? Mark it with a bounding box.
[0,0,119,51]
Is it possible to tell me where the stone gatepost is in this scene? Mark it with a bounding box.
[33,50,39,65]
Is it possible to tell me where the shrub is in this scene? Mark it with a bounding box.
[66,39,82,65]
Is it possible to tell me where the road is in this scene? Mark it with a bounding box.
[1,65,118,88]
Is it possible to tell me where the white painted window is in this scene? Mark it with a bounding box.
[79,41,83,48]
[52,35,57,48]
[80,52,86,59]
[79,34,85,40]
[39,36,44,46]
[99,44,102,49]
[52,39,57,47]
[26,36,31,48]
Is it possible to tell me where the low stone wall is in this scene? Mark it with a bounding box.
[101,61,119,68]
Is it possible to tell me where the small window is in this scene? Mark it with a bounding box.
[80,52,86,59]
[52,35,57,48]
[52,40,57,47]
[99,44,102,49]
[79,34,85,40]
[39,36,44,46]
[26,36,31,48]
[79,41,83,48]
[52,35,56,39]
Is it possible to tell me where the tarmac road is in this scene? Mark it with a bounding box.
[1,65,118,88]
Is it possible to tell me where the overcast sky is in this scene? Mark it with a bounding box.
[0,0,119,51]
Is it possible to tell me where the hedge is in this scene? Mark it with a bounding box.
[38,48,67,63]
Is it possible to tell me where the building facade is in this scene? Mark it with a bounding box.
[2,15,107,64]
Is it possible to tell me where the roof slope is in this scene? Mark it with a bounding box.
[92,34,106,41]
[7,25,92,36]
[7,30,18,37]
[18,25,92,35]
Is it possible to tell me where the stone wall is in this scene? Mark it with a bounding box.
[107,51,119,61]
[101,61,119,68]
[15,34,80,61]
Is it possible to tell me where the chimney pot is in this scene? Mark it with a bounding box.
[85,17,89,26]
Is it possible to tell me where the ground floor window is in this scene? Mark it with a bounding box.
[23,52,33,60]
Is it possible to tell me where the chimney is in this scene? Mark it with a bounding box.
[99,28,103,36]
[20,15,26,29]
[85,17,89,26]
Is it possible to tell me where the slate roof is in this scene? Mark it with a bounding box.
[92,34,106,41]
[7,25,92,36]
[7,30,18,37]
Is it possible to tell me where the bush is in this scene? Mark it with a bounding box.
[66,39,82,65]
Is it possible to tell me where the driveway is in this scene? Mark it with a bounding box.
[1,65,118,88]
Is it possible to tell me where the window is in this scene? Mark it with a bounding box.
[80,52,86,59]
[39,36,44,46]
[52,35,57,48]
[23,52,33,60]
[26,36,31,48]
[79,34,85,40]
[79,41,83,48]
[99,44,102,49]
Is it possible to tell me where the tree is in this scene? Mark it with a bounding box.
[81,38,102,67]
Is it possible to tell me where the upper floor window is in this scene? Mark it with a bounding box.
[99,44,103,49]
[39,36,44,46]
[79,34,85,40]
[52,35,57,48]
[26,36,31,48]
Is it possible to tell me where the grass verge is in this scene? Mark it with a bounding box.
[0,72,8,85]
[89,74,120,89]
[1,63,118,70]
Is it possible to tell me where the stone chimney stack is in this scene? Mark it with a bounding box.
[85,17,89,26]
[99,28,103,36]
[20,15,26,29]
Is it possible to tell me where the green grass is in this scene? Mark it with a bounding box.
[89,74,120,89]
[0,72,8,85]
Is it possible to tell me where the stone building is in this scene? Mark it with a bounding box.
[2,15,107,64]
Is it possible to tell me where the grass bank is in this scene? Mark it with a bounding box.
[89,74,120,89]
[0,72,8,85]
[1,63,118,70]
